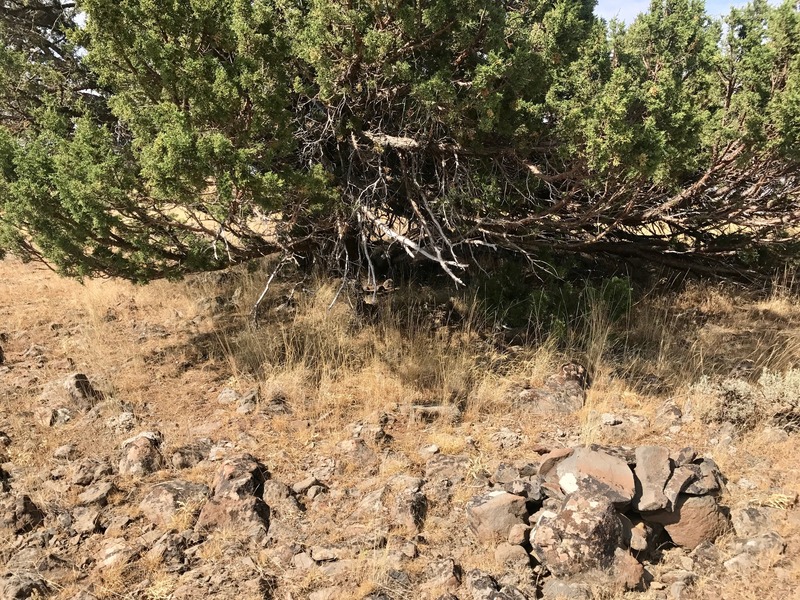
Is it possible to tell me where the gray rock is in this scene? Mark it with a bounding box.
[139,480,209,528]
[71,458,112,486]
[466,491,528,543]
[0,571,51,599]
[663,466,695,509]
[633,446,671,511]
[421,558,461,592]
[77,481,115,506]
[730,506,773,538]
[542,579,591,600]
[0,494,45,534]
[683,458,723,495]
[53,444,77,460]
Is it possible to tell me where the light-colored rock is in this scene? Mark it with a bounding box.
[633,446,671,511]
[730,506,773,538]
[139,480,209,528]
[643,494,729,549]
[53,444,77,460]
[95,537,137,569]
[494,542,530,569]
[119,431,164,476]
[466,491,528,543]
[77,481,115,506]
[542,579,591,600]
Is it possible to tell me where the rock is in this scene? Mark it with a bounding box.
[620,515,653,552]
[735,531,786,556]
[35,406,72,427]
[211,454,268,499]
[0,494,45,534]
[425,454,470,483]
[64,373,103,407]
[490,428,526,449]
[216,387,240,405]
[291,551,315,570]
[139,480,210,528]
[119,431,164,476]
[236,389,258,414]
[412,404,462,423]
[71,506,101,534]
[77,481,115,506]
[672,447,696,466]
[730,506,773,538]
[0,571,51,599]
[145,531,190,572]
[531,492,623,578]
[601,412,622,426]
[494,542,530,569]
[464,569,526,600]
[53,444,77,460]
[663,466,695,509]
[71,459,112,486]
[519,363,588,414]
[542,579,591,600]
[466,491,528,543]
[95,537,137,569]
[683,458,723,495]
[292,475,320,495]
[171,559,275,599]
[171,439,212,469]
[613,548,644,590]
[421,558,461,592]
[507,523,530,546]
[556,448,635,507]
[105,411,136,434]
[643,494,729,549]
[196,454,270,539]
[632,446,671,511]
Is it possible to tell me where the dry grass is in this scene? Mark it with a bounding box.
[3,257,800,599]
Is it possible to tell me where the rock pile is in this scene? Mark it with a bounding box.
[466,444,732,593]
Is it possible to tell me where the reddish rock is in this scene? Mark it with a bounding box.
[556,448,635,507]
[643,494,729,549]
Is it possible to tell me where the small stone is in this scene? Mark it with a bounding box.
[292,476,319,495]
[507,523,530,546]
[53,444,77,460]
[542,579,591,600]
[78,481,115,506]
[291,551,315,570]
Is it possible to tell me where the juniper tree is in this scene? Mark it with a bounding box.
[0,0,798,282]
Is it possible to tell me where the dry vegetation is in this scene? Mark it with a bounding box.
[2,256,800,599]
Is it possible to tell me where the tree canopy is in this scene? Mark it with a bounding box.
[1,0,799,282]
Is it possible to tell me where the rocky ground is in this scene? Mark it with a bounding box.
[1,257,800,600]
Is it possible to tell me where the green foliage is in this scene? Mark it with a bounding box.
[0,0,799,281]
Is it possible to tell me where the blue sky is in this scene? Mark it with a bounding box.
[595,1,749,23]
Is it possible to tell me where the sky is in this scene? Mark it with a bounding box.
[595,1,749,23]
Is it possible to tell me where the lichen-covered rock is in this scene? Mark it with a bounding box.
[531,493,623,578]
